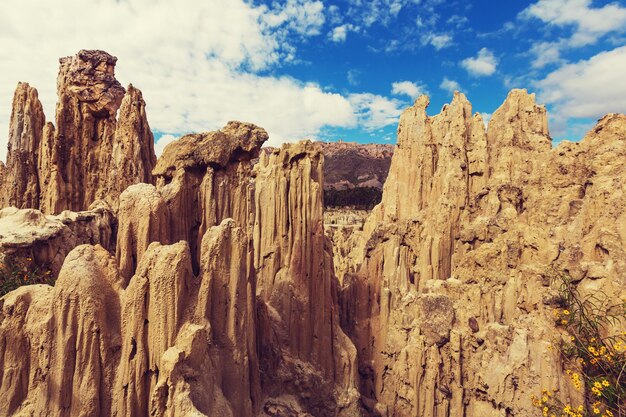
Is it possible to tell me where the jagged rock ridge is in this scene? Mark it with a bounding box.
[1,50,626,417]
[0,51,361,415]
[0,50,156,213]
[339,90,626,416]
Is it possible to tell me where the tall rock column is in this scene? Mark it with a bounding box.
[41,50,126,213]
[34,50,157,213]
[153,121,268,270]
[254,141,335,376]
[0,83,46,208]
[253,141,359,417]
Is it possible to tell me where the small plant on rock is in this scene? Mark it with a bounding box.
[0,254,54,297]
[532,270,626,417]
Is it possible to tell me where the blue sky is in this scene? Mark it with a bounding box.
[0,0,625,159]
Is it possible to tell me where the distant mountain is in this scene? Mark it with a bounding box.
[318,141,394,190]
[262,141,394,190]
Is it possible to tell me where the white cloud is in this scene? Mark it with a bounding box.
[480,112,492,127]
[0,0,374,162]
[347,93,403,130]
[521,0,626,47]
[440,77,463,93]
[536,46,626,123]
[347,69,361,86]
[530,41,564,68]
[421,32,453,50]
[461,48,498,77]
[330,24,358,43]
[262,0,326,37]
[327,5,343,25]
[391,81,427,99]
[347,0,422,28]
[154,134,179,158]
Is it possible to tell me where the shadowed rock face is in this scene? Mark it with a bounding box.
[0,50,157,214]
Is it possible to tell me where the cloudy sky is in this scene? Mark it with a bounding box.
[0,0,625,160]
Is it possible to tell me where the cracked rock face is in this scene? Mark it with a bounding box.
[339,89,626,416]
[1,50,626,417]
[0,50,157,214]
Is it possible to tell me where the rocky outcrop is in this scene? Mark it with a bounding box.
[0,50,157,214]
[2,50,626,417]
[254,142,360,415]
[42,50,156,212]
[1,109,359,415]
[0,205,114,278]
[116,183,170,283]
[339,90,626,416]
[0,83,46,209]
[153,121,267,270]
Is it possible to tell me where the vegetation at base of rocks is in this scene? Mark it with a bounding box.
[323,186,382,209]
[0,254,54,297]
[533,271,626,417]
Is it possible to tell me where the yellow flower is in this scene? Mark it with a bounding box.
[593,408,601,414]
[594,381,602,389]
[563,309,570,315]
[561,319,568,325]
[602,380,609,387]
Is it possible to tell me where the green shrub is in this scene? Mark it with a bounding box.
[532,270,626,417]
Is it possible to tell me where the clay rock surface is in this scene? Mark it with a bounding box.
[337,89,626,416]
[254,142,361,416]
[116,183,171,283]
[0,223,254,417]
[0,50,157,214]
[0,83,46,209]
[153,121,268,271]
[0,205,114,278]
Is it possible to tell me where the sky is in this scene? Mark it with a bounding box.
[0,0,625,160]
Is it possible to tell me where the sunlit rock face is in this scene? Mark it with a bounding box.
[341,89,626,416]
[0,50,156,214]
[1,50,626,417]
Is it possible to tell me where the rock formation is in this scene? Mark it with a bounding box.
[2,50,626,417]
[152,121,267,271]
[253,142,360,416]
[0,83,46,209]
[0,205,114,278]
[0,50,157,214]
[339,90,626,416]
